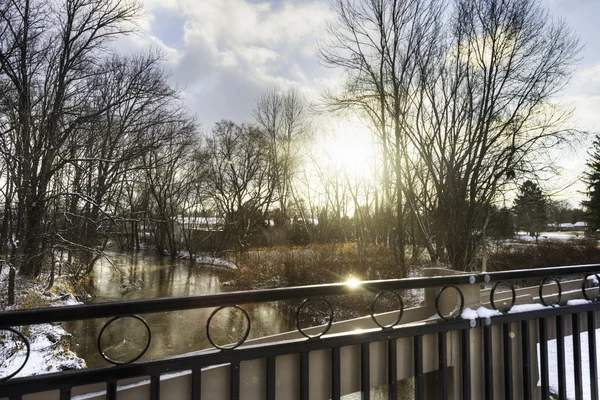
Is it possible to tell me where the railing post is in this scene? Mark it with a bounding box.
[424,269,481,400]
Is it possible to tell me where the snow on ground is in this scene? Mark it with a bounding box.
[0,273,87,380]
[176,251,237,270]
[514,231,587,242]
[0,324,85,379]
[193,255,237,270]
[538,328,600,400]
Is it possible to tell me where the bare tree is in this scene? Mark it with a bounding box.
[408,0,580,270]
[205,121,276,252]
[141,119,201,258]
[320,0,443,275]
[0,0,141,277]
[320,0,580,271]
[253,88,310,221]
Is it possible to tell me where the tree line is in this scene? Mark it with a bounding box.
[319,0,580,274]
[0,0,583,303]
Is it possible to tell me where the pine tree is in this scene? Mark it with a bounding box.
[583,135,600,231]
[513,180,547,242]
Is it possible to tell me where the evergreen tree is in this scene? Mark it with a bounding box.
[488,207,515,239]
[583,135,600,231]
[513,180,547,242]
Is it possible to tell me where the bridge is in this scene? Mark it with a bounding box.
[1,264,600,399]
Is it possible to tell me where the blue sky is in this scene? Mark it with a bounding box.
[126,0,600,206]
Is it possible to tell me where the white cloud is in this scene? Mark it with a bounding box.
[179,1,330,47]
[579,64,600,83]
[132,0,336,125]
[560,95,600,133]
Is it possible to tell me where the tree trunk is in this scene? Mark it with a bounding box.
[7,265,16,306]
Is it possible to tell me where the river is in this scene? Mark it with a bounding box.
[64,252,295,368]
[61,252,417,398]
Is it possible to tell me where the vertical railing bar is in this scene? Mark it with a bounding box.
[483,324,493,400]
[361,342,371,400]
[521,320,532,399]
[462,328,471,400]
[414,335,424,400]
[59,386,71,400]
[502,322,513,400]
[332,346,341,400]
[557,315,567,400]
[191,367,202,400]
[150,375,160,400]
[106,380,117,400]
[266,357,276,400]
[573,313,583,400]
[539,317,550,399]
[388,338,398,400]
[589,311,599,400]
[230,361,240,400]
[300,351,309,400]
[438,331,448,400]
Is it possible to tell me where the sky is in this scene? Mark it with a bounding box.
[120,0,600,207]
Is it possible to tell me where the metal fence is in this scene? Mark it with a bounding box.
[1,264,600,399]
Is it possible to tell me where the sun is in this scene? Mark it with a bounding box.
[319,119,377,180]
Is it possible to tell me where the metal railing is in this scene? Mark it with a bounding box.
[0,264,600,399]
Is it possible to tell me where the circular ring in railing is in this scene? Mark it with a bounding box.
[369,291,404,329]
[539,276,562,307]
[490,281,516,313]
[295,297,334,339]
[206,305,251,350]
[0,327,30,382]
[581,273,600,302]
[97,315,152,365]
[435,286,465,321]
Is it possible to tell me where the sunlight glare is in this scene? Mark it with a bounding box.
[346,277,361,289]
[320,119,376,180]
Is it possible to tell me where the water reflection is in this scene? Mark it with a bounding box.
[64,252,295,368]
[97,316,151,364]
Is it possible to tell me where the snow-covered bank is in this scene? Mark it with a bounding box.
[0,274,87,380]
[176,252,237,270]
[0,323,85,379]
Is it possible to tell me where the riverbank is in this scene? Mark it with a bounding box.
[0,272,86,379]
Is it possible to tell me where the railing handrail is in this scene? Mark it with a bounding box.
[1,263,600,328]
[1,273,478,327]
[484,263,600,280]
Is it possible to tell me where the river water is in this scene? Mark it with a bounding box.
[62,252,417,399]
[64,252,295,368]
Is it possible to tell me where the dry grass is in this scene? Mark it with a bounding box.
[222,243,423,322]
[18,291,51,310]
[222,242,411,288]
[487,239,600,272]
[222,239,600,322]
